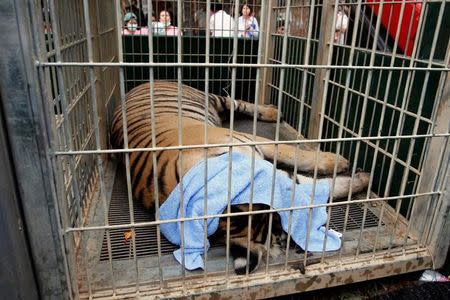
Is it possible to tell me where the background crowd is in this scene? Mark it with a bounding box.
[121,1,260,39]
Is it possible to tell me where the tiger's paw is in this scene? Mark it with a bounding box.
[317,152,349,174]
[258,104,281,122]
[231,243,264,275]
[353,171,370,190]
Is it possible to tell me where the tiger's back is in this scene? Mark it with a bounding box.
[111,81,239,209]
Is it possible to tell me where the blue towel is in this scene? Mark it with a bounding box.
[159,152,341,270]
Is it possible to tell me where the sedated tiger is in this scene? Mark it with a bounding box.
[111,81,369,274]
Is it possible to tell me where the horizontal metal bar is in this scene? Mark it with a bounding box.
[334,44,449,69]
[98,26,115,37]
[265,65,316,77]
[266,83,313,107]
[268,35,320,43]
[64,190,440,233]
[46,37,88,59]
[101,56,117,72]
[53,133,450,156]
[80,249,431,300]
[272,4,320,9]
[345,0,445,4]
[54,83,92,121]
[35,61,450,71]
[328,81,434,125]
[322,117,423,176]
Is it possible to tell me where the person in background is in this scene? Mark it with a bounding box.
[124,0,147,27]
[209,3,235,37]
[194,7,207,36]
[238,4,259,39]
[334,2,349,44]
[276,19,285,35]
[123,12,148,35]
[158,10,182,36]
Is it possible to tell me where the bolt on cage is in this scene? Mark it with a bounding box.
[0,0,449,299]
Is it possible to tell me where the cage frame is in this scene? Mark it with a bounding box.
[0,0,449,299]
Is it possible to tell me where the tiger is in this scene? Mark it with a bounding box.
[111,81,370,274]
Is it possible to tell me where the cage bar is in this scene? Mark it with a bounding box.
[2,1,450,299]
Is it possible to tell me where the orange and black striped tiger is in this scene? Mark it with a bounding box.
[111,81,369,274]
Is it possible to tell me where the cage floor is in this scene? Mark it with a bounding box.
[100,167,384,261]
[79,163,417,296]
[79,120,417,296]
[99,171,176,261]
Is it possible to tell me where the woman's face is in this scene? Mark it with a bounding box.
[241,5,251,17]
[126,19,138,31]
[276,25,285,34]
[159,11,171,24]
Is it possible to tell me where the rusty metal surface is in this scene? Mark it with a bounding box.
[176,252,432,299]
[78,250,432,299]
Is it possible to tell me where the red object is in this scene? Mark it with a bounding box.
[367,0,422,56]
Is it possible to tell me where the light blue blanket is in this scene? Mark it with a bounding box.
[159,152,341,270]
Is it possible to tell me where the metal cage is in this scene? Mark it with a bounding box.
[1,0,449,299]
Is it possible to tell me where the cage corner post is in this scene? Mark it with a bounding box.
[260,0,275,105]
[0,0,72,298]
[410,71,450,269]
[307,0,335,139]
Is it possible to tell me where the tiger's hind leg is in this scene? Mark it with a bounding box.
[296,172,370,198]
[221,97,280,123]
[235,132,350,174]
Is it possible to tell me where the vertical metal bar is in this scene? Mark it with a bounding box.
[416,41,450,247]
[413,139,448,246]
[372,0,428,258]
[307,0,336,139]
[348,0,383,182]
[176,0,187,284]
[80,0,99,297]
[261,0,274,104]
[264,0,292,274]
[203,0,212,280]
[114,0,141,294]
[285,0,317,271]
[225,0,240,282]
[146,0,165,288]
[382,4,394,53]
[376,65,405,196]
[25,0,75,297]
[423,140,450,250]
[245,0,268,277]
[97,0,142,295]
[48,0,85,293]
[337,0,385,260]
[321,0,363,264]
[379,2,424,199]
[387,0,447,253]
[355,0,408,258]
[341,2,367,158]
[48,0,84,232]
[303,0,339,268]
[405,41,450,251]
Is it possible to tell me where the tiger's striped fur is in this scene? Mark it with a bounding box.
[111,81,369,274]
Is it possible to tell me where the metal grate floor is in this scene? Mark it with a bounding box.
[100,168,383,261]
[99,169,177,261]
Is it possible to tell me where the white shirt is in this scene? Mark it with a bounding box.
[334,11,348,45]
[238,16,259,39]
[209,10,236,37]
